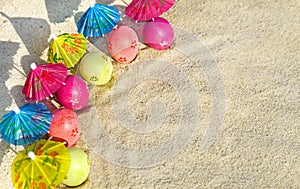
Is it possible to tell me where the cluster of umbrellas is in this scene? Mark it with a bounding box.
[77,0,176,38]
[1,37,85,188]
[0,0,176,188]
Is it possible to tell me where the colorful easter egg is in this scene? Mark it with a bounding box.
[62,147,90,187]
[107,26,138,64]
[48,108,81,147]
[142,17,174,50]
[80,52,113,85]
[55,75,89,111]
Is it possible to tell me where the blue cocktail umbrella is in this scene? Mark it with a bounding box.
[0,103,52,146]
[77,0,121,37]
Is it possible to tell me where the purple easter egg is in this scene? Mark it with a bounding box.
[56,75,89,111]
[142,17,174,50]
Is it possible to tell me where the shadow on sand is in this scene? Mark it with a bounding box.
[0,41,20,165]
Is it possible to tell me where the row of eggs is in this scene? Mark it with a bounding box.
[81,17,174,86]
[46,82,89,187]
[52,17,176,146]
[46,17,175,187]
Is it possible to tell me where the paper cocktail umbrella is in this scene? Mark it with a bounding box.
[11,139,71,189]
[0,103,52,146]
[47,33,87,68]
[156,0,175,12]
[77,0,121,37]
[22,63,68,101]
[125,0,175,21]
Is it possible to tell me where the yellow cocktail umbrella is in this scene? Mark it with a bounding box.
[11,139,71,189]
[47,33,87,68]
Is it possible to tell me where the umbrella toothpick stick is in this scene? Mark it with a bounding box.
[12,106,21,114]
[9,146,18,154]
[28,151,36,160]
[50,98,61,109]
[121,0,129,6]
[0,134,18,154]
[51,33,58,40]
[48,136,67,145]
[30,63,37,70]
[90,0,95,7]
[13,65,27,77]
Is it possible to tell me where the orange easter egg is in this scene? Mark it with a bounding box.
[48,108,81,147]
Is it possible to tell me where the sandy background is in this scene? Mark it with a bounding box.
[0,0,299,188]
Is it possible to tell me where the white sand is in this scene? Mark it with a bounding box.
[0,0,299,188]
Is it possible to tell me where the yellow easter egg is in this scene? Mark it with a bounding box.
[79,52,113,85]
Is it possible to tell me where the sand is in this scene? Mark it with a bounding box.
[0,0,299,188]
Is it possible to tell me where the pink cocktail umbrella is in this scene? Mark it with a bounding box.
[156,0,175,12]
[125,0,175,21]
[125,0,162,21]
[22,63,68,101]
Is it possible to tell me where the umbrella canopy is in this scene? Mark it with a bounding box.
[22,63,68,102]
[125,0,161,21]
[125,0,175,21]
[47,33,87,68]
[11,139,71,189]
[158,0,175,12]
[0,103,52,146]
[77,1,121,37]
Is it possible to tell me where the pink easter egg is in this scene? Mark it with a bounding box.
[55,75,89,111]
[107,26,138,64]
[142,17,174,50]
[48,108,81,147]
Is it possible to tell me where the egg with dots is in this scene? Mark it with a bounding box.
[79,52,113,85]
[48,108,80,147]
[107,25,139,64]
[55,75,89,111]
[142,17,174,50]
[62,147,90,187]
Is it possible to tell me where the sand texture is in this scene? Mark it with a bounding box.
[0,0,299,188]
